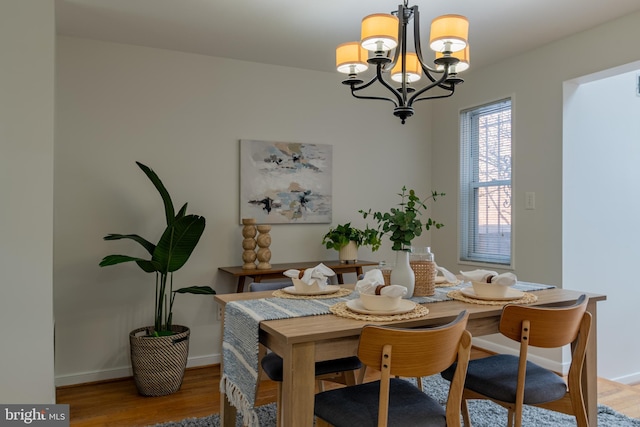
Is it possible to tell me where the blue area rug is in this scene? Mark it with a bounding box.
[151,374,639,426]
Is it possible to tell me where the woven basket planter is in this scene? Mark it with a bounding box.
[129,325,190,396]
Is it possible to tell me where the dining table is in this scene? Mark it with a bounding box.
[214,284,606,427]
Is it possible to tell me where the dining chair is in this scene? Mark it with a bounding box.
[441,294,591,427]
[248,281,364,427]
[314,310,472,427]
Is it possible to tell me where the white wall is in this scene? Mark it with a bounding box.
[429,11,640,371]
[0,1,56,402]
[48,7,640,387]
[53,37,434,385]
[564,65,640,383]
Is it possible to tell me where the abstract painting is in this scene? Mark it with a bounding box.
[240,140,332,224]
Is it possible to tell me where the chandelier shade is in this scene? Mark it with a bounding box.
[429,14,469,53]
[391,52,422,83]
[336,42,369,74]
[335,1,471,124]
[361,13,399,51]
[436,45,469,72]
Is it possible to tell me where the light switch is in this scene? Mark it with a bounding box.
[525,192,535,210]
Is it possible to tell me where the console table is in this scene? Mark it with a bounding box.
[218,260,378,292]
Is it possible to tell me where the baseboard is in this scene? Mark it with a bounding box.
[473,337,569,375]
[55,353,221,387]
[609,371,640,385]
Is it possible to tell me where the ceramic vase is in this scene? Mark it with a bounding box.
[390,250,415,298]
[338,241,358,263]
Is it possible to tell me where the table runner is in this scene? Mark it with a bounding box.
[220,281,553,426]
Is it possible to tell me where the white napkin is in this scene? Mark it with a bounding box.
[355,269,408,297]
[460,269,517,286]
[283,263,335,289]
[435,265,458,283]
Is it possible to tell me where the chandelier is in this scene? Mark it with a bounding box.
[336,1,469,124]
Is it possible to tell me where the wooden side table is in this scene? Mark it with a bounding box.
[218,260,378,292]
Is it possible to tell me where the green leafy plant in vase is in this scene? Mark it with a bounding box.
[99,161,216,396]
[322,222,381,262]
[360,186,444,297]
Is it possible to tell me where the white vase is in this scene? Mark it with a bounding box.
[390,250,415,298]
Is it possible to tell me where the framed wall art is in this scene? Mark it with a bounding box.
[240,140,332,224]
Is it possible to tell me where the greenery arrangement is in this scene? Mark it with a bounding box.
[360,186,445,251]
[322,222,382,252]
[99,162,215,336]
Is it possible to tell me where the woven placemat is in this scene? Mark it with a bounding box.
[272,288,352,299]
[447,290,538,306]
[329,301,430,321]
[435,279,462,288]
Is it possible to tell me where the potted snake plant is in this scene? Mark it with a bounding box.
[99,161,215,396]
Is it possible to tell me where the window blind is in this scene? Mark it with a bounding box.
[460,98,512,265]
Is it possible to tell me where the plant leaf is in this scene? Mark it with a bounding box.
[136,161,175,227]
[153,215,206,273]
[176,203,188,219]
[174,285,216,295]
[103,233,155,256]
[99,254,157,273]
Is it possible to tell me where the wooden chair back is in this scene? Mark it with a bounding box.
[497,295,592,427]
[499,294,588,348]
[357,311,472,427]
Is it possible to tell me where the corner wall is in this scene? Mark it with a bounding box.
[0,0,56,402]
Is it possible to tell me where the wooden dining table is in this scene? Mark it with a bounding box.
[215,286,606,427]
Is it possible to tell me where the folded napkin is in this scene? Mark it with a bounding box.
[460,269,517,286]
[355,269,408,297]
[284,263,335,289]
[435,265,458,283]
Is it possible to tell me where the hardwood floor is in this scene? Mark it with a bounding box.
[57,360,640,426]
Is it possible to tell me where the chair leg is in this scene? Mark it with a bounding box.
[507,408,515,427]
[461,398,472,427]
[276,383,282,427]
[514,404,524,427]
[357,366,366,384]
[570,392,589,427]
[316,418,332,427]
[342,370,358,386]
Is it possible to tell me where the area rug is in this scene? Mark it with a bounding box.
[150,375,639,427]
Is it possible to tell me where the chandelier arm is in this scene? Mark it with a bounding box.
[349,74,382,92]
[347,70,400,107]
[350,91,400,106]
[437,81,458,91]
[374,62,404,106]
[407,70,449,106]
[412,88,456,103]
[411,6,442,78]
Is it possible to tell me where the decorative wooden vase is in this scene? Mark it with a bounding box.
[241,218,257,269]
[256,224,272,270]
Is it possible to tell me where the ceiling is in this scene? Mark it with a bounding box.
[55,0,640,74]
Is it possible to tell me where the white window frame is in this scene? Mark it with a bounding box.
[459,98,513,267]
